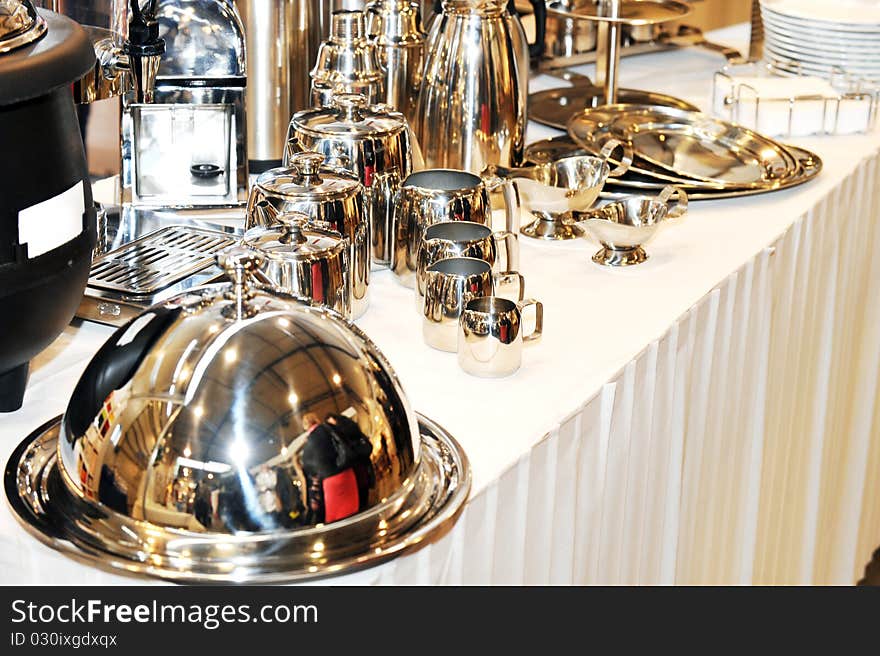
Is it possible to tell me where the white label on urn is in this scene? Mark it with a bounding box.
[17,180,85,259]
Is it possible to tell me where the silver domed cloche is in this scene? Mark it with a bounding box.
[6,248,470,582]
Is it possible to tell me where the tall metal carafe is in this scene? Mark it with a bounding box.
[416,0,544,173]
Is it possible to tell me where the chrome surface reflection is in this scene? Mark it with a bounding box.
[311,9,385,109]
[0,0,46,53]
[6,412,469,582]
[59,247,417,532]
[391,169,519,288]
[156,0,245,78]
[420,257,524,352]
[1,247,470,581]
[365,0,426,128]
[246,152,370,318]
[416,0,528,172]
[238,0,321,167]
[286,94,423,268]
[458,296,544,378]
[242,215,351,319]
[488,138,631,241]
[415,221,519,304]
[567,104,802,188]
[577,186,687,266]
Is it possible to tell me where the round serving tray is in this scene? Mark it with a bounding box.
[4,413,471,584]
[526,136,821,200]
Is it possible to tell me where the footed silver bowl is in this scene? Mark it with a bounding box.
[577,186,688,266]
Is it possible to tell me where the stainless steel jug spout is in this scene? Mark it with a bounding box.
[248,198,282,227]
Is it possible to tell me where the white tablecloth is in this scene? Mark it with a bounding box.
[3,25,880,584]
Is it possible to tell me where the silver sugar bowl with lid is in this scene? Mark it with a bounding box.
[246,151,370,318]
[242,213,351,318]
[285,93,424,269]
[4,247,470,582]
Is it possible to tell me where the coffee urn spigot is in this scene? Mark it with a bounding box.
[123,0,163,103]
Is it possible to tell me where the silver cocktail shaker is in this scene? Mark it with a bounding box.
[365,0,426,127]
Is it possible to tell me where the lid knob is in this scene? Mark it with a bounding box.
[218,246,265,320]
[275,212,312,246]
[290,151,327,180]
[332,93,369,121]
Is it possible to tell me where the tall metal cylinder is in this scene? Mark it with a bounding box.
[238,0,322,173]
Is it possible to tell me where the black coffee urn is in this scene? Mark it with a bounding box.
[0,1,96,411]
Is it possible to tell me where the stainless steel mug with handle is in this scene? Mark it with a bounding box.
[415,220,519,306]
[392,168,520,288]
[421,257,524,352]
[458,296,544,378]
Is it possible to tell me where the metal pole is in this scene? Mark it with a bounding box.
[595,0,621,105]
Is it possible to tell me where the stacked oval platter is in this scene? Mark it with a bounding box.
[536,104,824,200]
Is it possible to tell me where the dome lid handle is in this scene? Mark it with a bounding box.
[218,246,265,320]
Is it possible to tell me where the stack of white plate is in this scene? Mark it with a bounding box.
[761,0,880,81]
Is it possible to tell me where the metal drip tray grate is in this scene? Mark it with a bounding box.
[89,226,237,296]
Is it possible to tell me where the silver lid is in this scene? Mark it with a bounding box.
[291,93,408,139]
[243,213,347,262]
[0,0,46,54]
[254,153,363,204]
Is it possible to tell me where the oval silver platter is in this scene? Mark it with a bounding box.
[526,135,821,198]
[4,414,471,584]
[601,146,823,200]
[568,104,802,186]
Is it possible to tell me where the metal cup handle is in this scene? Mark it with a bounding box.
[492,230,520,273]
[485,175,522,234]
[493,271,525,302]
[600,138,634,178]
[518,298,544,343]
[657,185,689,219]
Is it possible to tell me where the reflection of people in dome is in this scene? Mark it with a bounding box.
[193,479,213,528]
[302,413,320,433]
[300,414,375,525]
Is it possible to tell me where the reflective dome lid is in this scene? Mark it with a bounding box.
[256,153,363,204]
[59,247,420,532]
[7,248,470,582]
[292,93,408,139]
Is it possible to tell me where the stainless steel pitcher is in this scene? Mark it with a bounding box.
[237,0,323,172]
[416,0,544,173]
